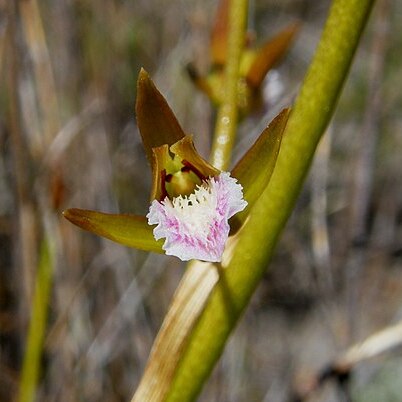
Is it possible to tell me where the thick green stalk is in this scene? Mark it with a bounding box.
[210,0,248,170]
[165,0,374,400]
[18,239,54,402]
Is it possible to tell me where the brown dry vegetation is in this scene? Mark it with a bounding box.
[1,1,402,401]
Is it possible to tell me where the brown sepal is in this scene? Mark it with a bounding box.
[246,23,300,89]
[136,68,185,163]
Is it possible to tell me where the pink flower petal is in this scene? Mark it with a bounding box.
[147,172,247,262]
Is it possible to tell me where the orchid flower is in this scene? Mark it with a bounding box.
[186,0,299,117]
[146,136,247,262]
[63,69,290,262]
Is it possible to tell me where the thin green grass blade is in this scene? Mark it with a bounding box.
[18,239,54,402]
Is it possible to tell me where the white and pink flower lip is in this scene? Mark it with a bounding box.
[147,172,247,262]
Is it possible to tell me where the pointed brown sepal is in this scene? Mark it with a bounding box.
[63,208,164,253]
[246,23,300,89]
[136,68,186,163]
[230,108,290,232]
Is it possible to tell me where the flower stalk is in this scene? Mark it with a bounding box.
[210,0,248,170]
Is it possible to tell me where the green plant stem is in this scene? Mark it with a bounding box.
[165,0,374,400]
[209,0,248,170]
[18,239,54,402]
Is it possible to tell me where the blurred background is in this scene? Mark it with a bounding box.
[1,0,402,401]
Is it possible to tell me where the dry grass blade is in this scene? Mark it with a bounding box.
[0,6,8,80]
[292,320,402,402]
[311,127,332,290]
[19,0,60,152]
[344,0,391,342]
[131,260,219,401]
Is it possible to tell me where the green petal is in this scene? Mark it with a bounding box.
[63,208,164,253]
[230,108,290,230]
[149,136,220,201]
[170,135,220,177]
[246,23,300,89]
[136,68,186,163]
